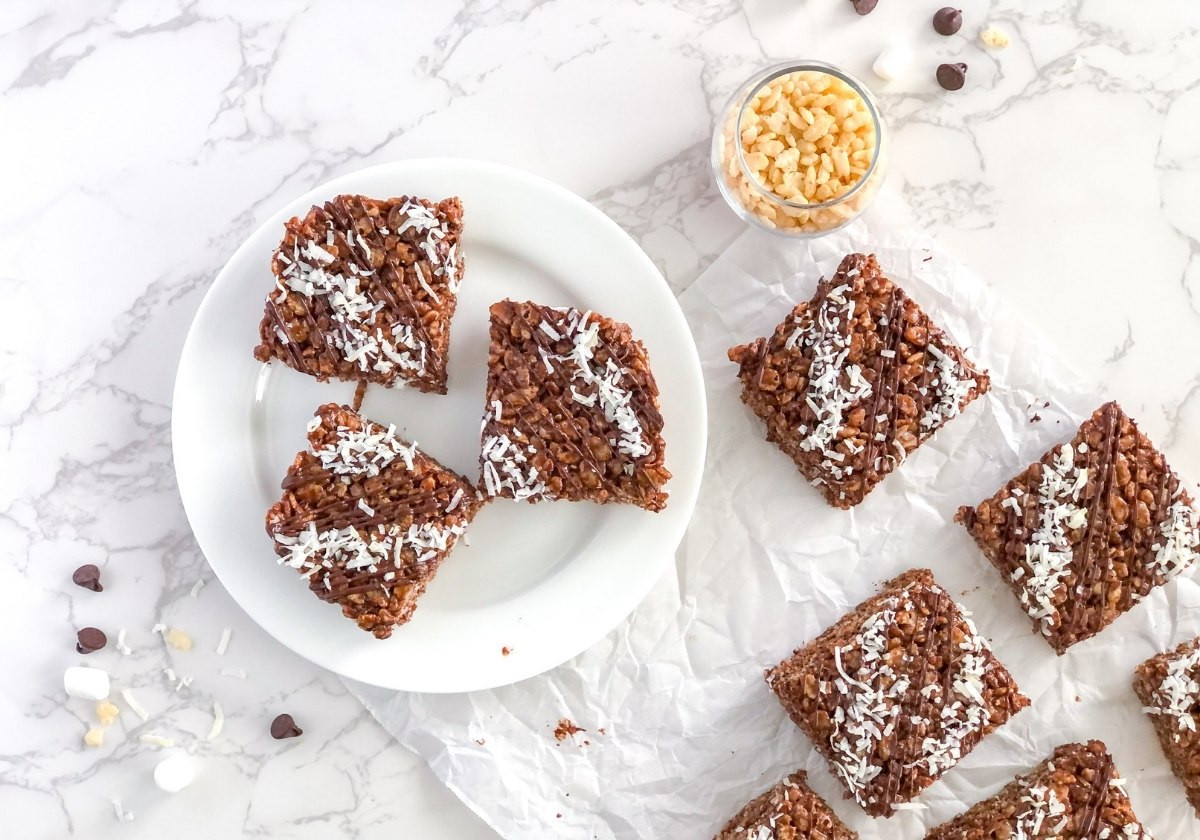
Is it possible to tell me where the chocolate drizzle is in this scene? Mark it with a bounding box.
[253,194,463,394]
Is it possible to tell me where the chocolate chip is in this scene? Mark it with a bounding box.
[71,564,103,592]
[936,62,968,91]
[270,713,303,739]
[850,0,878,15]
[933,7,963,36]
[76,627,107,654]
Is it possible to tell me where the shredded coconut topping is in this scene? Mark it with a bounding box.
[1148,644,1200,737]
[537,309,653,459]
[1019,443,1089,635]
[822,592,905,802]
[1013,784,1068,839]
[787,283,872,477]
[1147,499,1200,583]
[481,433,547,501]
[315,421,417,476]
[920,343,977,432]
[816,582,997,807]
[274,519,465,585]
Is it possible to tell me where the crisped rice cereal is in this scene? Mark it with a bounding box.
[718,69,883,234]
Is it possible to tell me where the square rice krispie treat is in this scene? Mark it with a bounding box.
[479,300,671,511]
[712,771,858,840]
[924,741,1152,840]
[729,253,989,509]
[957,401,1200,655]
[1134,636,1200,816]
[266,403,483,638]
[254,194,464,393]
[766,568,1029,817]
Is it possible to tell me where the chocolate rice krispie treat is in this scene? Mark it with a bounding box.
[266,403,483,638]
[957,401,1200,655]
[1134,636,1200,816]
[712,771,857,840]
[766,568,1028,817]
[479,300,670,511]
[254,194,465,394]
[924,741,1152,840]
[729,253,989,509]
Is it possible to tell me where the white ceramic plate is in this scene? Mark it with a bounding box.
[172,159,706,693]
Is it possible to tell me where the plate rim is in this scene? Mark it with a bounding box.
[171,157,707,692]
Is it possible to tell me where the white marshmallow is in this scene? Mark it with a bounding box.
[64,666,110,700]
[872,45,913,82]
[153,754,196,793]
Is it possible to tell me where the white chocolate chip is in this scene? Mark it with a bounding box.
[980,24,1011,48]
[165,628,193,651]
[153,754,196,793]
[872,45,913,82]
[83,728,105,748]
[96,701,120,726]
[65,666,110,700]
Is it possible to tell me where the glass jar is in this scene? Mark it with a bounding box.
[712,60,887,237]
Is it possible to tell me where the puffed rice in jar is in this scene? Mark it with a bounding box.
[712,61,888,236]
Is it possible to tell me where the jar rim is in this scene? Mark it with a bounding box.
[732,60,884,212]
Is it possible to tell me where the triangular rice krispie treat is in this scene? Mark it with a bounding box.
[729,253,989,509]
[265,403,483,638]
[1134,635,1200,816]
[712,771,858,840]
[957,401,1200,655]
[479,300,670,511]
[925,741,1152,840]
[254,194,464,394]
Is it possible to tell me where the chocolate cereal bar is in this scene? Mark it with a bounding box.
[265,403,483,638]
[729,253,989,509]
[254,194,465,394]
[766,568,1028,817]
[957,401,1200,655]
[712,771,858,840]
[479,300,670,511]
[924,741,1152,840]
[1133,636,1200,816]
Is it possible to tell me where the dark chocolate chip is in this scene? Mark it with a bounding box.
[933,7,963,36]
[76,627,107,654]
[72,564,103,592]
[936,62,968,91]
[850,0,878,15]
[270,713,303,739]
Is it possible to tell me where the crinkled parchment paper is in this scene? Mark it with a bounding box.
[348,201,1200,839]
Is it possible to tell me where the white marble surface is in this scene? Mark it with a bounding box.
[4,1,1200,837]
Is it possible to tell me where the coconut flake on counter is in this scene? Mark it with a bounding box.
[121,687,150,721]
[206,702,224,741]
[139,733,176,748]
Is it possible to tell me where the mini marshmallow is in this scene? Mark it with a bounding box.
[872,44,913,82]
[64,666,110,700]
[153,754,196,793]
